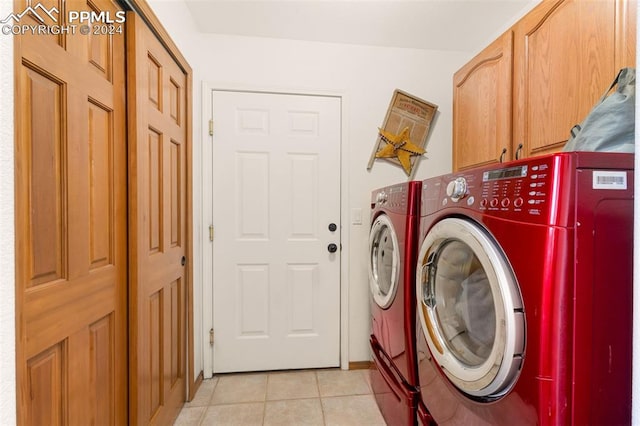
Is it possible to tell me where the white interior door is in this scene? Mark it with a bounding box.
[211,90,341,373]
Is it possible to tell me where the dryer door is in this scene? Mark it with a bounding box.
[416,218,525,399]
[369,214,400,308]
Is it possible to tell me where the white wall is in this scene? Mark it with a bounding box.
[149,0,469,364]
[0,0,16,421]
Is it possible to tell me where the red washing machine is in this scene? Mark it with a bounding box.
[415,152,633,425]
[369,181,432,426]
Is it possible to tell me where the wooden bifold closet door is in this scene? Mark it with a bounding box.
[14,0,128,424]
[127,11,189,425]
[15,2,192,425]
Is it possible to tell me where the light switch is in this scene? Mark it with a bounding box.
[351,208,362,225]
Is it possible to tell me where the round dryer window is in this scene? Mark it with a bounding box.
[416,218,526,400]
[369,214,400,309]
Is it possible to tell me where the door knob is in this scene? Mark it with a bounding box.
[327,243,338,253]
[328,223,337,232]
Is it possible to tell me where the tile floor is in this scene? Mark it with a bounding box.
[173,368,387,426]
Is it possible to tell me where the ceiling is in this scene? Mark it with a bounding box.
[183,0,538,52]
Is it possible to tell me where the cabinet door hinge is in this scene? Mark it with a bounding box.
[209,119,214,136]
[209,328,214,346]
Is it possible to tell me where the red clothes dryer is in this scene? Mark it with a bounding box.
[415,152,633,425]
[369,181,430,426]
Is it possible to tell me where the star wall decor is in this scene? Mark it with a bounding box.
[375,127,425,175]
[366,90,438,179]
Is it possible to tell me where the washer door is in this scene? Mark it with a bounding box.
[369,214,400,309]
[416,218,525,399]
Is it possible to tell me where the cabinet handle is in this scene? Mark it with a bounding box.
[515,143,523,160]
[499,148,507,163]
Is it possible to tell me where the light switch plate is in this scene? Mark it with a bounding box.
[351,208,362,225]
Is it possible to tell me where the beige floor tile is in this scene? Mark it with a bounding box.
[175,369,388,425]
[362,368,373,393]
[266,371,319,400]
[264,398,324,426]
[316,370,371,397]
[173,406,206,426]
[185,377,218,407]
[200,402,265,426]
[321,395,386,426]
[211,373,267,405]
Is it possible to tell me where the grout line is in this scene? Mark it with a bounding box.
[262,374,269,426]
[206,377,218,406]
[196,405,206,426]
[198,377,218,426]
[314,371,328,426]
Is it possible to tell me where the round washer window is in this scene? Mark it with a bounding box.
[416,218,525,399]
[369,214,400,309]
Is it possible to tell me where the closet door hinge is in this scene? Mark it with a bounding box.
[209,119,214,136]
[209,225,214,242]
[209,328,214,346]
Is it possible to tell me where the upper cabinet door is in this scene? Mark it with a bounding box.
[453,31,513,171]
[512,0,637,158]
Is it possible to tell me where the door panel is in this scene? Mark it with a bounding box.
[15,0,127,424]
[128,12,188,425]
[212,91,341,373]
[21,65,64,286]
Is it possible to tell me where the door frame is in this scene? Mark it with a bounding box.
[201,83,351,377]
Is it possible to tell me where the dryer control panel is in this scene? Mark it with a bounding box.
[424,152,634,227]
[440,159,555,225]
[479,163,542,214]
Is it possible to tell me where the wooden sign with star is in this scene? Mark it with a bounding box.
[367,90,438,178]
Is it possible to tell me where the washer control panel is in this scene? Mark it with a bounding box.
[371,182,409,213]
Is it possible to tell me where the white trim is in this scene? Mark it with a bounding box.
[201,82,350,373]
[201,81,214,378]
[339,93,350,370]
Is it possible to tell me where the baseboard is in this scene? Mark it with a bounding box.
[348,361,373,370]
[188,371,204,402]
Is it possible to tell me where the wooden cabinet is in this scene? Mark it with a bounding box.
[513,0,636,158]
[453,0,636,172]
[453,31,513,171]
